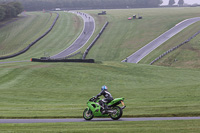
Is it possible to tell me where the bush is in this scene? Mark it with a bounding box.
[1,0,162,11]
[0,5,5,21]
[0,2,23,21]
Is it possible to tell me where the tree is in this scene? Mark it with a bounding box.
[135,0,147,7]
[1,4,16,18]
[0,2,24,21]
[0,0,163,11]
[9,2,23,15]
[0,5,5,21]
[168,0,175,6]
[178,0,184,6]
[135,0,161,7]
[159,0,163,5]
[147,0,163,7]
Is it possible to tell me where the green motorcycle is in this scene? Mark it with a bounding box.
[83,97,126,120]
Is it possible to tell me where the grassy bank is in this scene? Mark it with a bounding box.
[141,20,200,67]
[151,22,200,68]
[0,12,54,56]
[2,8,200,66]
[0,61,200,118]
[0,120,200,133]
[83,7,200,64]
[0,11,83,61]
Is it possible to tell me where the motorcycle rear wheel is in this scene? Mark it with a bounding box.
[83,108,94,120]
[109,106,123,120]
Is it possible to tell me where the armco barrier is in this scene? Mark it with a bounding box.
[0,12,59,60]
[51,51,81,60]
[65,51,81,59]
[82,21,109,59]
[150,30,200,65]
[31,58,95,63]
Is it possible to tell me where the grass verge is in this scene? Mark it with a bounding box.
[0,61,200,118]
[0,120,200,133]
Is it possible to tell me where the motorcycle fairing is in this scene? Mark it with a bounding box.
[87,97,124,117]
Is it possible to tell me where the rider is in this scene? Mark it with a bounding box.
[95,85,113,113]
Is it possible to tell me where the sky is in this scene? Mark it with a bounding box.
[162,0,200,5]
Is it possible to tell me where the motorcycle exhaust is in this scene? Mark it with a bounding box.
[121,101,126,109]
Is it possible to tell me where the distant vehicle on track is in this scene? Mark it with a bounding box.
[98,11,106,15]
[55,8,61,11]
[128,17,132,20]
[128,14,143,20]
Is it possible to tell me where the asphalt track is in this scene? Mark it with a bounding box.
[50,11,95,59]
[1,117,200,123]
[123,17,200,63]
[0,60,30,64]
[1,15,200,124]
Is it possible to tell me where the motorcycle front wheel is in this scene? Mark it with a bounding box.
[109,106,123,120]
[83,108,94,120]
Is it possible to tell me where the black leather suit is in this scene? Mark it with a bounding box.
[96,90,113,109]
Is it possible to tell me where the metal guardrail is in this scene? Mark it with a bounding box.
[82,21,109,59]
[0,12,59,60]
[31,58,95,63]
[150,30,200,65]
[50,51,81,60]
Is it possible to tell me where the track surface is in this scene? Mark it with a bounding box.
[124,17,200,63]
[0,60,30,64]
[50,11,95,59]
[1,117,200,123]
[1,14,200,124]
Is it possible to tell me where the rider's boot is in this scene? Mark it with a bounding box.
[104,104,108,113]
[102,103,108,114]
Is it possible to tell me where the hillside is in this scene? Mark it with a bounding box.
[151,22,200,68]
[0,12,54,57]
[0,62,200,118]
[83,7,200,68]
[1,7,200,68]
[0,11,83,61]
[0,7,200,119]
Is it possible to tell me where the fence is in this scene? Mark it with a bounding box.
[82,21,109,59]
[51,51,81,60]
[0,12,59,60]
[31,58,94,63]
[150,30,200,65]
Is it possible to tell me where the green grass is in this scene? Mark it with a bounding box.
[2,8,200,67]
[1,8,200,132]
[0,7,200,119]
[141,21,200,67]
[0,120,200,133]
[149,22,200,68]
[0,61,200,118]
[0,12,54,56]
[83,8,200,63]
[68,10,108,59]
[0,11,83,61]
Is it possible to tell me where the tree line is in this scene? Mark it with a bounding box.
[0,2,23,21]
[168,0,184,6]
[0,0,186,13]
[0,0,163,11]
